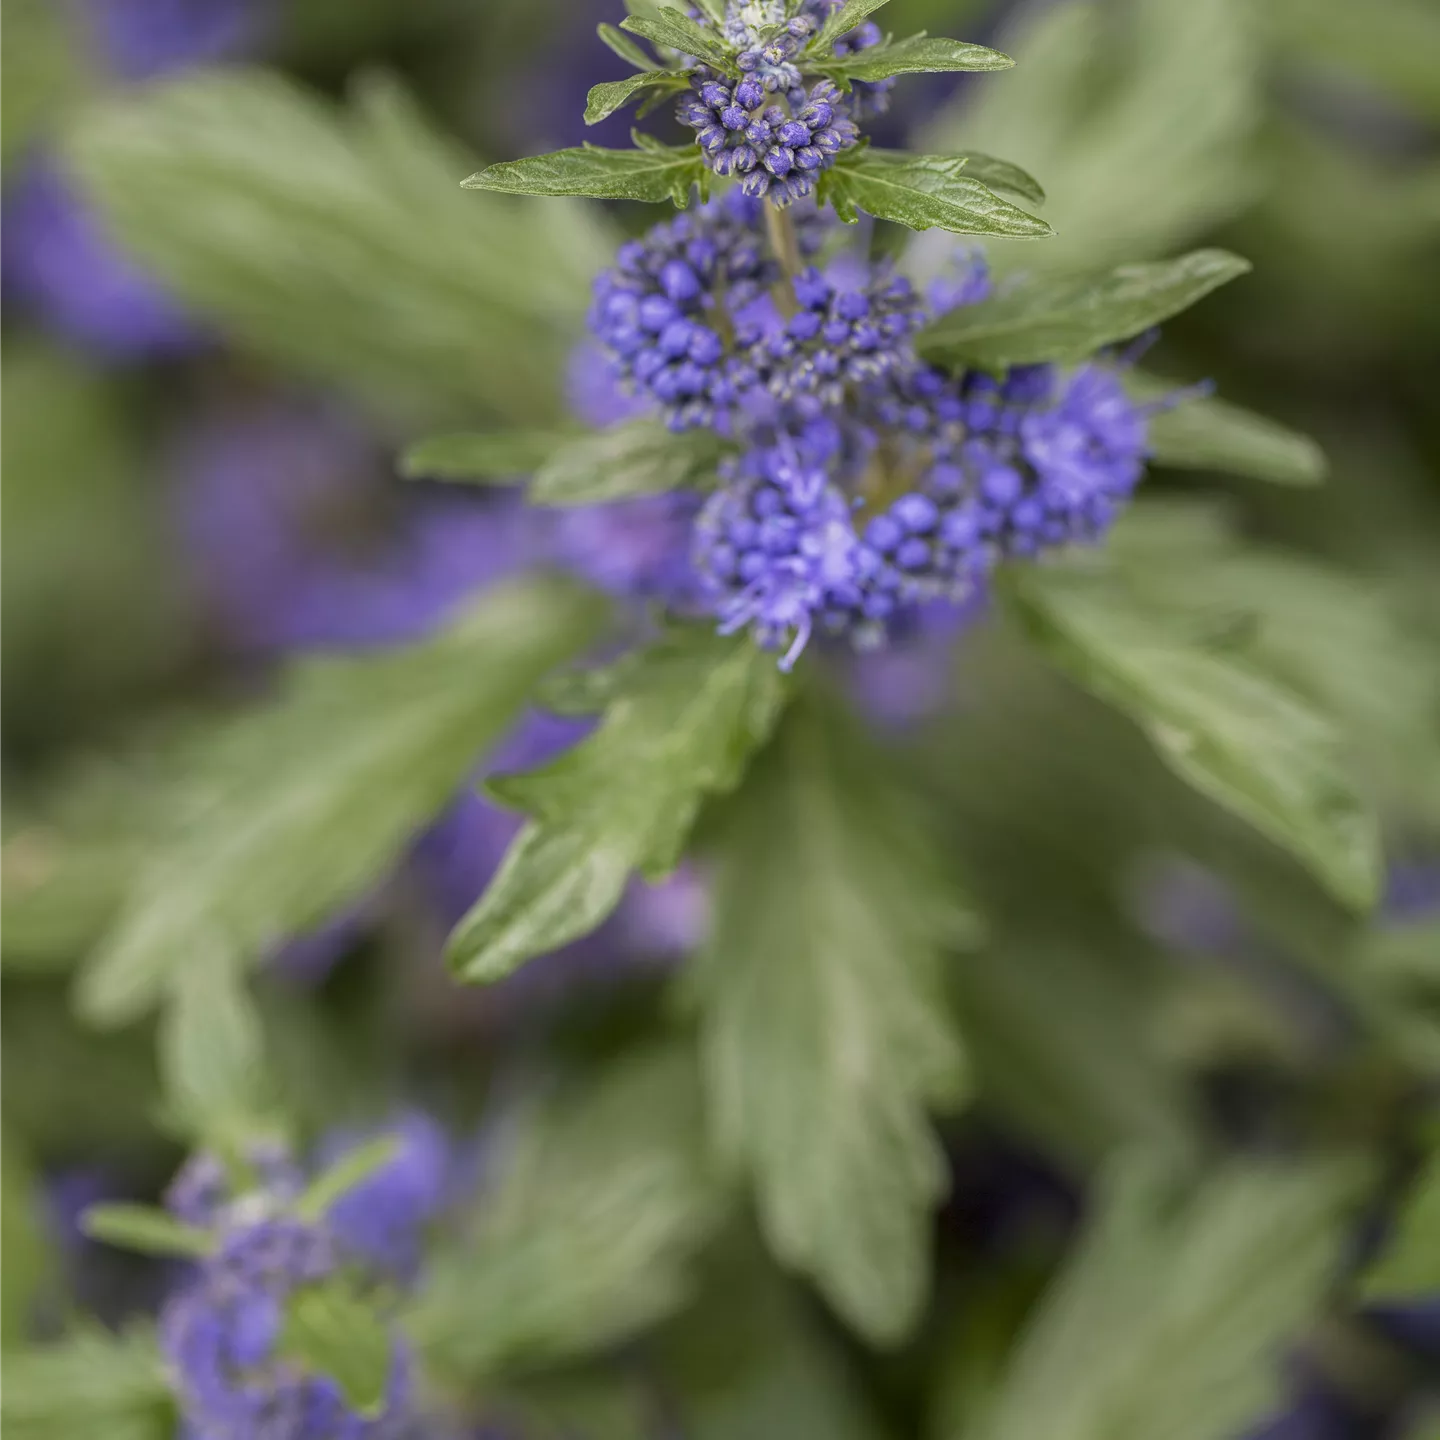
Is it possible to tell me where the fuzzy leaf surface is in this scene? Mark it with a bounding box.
[813,0,894,52]
[963,1159,1366,1440]
[464,141,707,206]
[447,628,785,983]
[78,579,601,1026]
[688,697,980,1345]
[530,421,727,505]
[1005,560,1380,911]
[585,71,693,125]
[620,9,735,69]
[820,34,1013,84]
[411,1046,729,1378]
[919,250,1251,368]
[598,22,660,70]
[820,150,1051,236]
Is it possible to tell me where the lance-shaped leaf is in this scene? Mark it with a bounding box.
[446,628,786,984]
[598,22,660,71]
[919,250,1251,369]
[464,139,707,207]
[620,8,735,70]
[279,1280,393,1418]
[1128,375,1327,487]
[77,579,602,1027]
[401,429,577,481]
[531,421,727,505]
[819,33,1013,86]
[1360,1147,1440,1300]
[585,71,693,126]
[1003,561,1380,912]
[411,1045,729,1378]
[686,695,980,1345]
[813,0,894,52]
[819,150,1051,237]
[81,1204,213,1260]
[962,1157,1366,1440]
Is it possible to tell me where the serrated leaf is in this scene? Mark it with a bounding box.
[821,33,1013,85]
[1003,560,1380,912]
[598,21,661,70]
[687,695,980,1345]
[411,1045,729,1378]
[295,1137,400,1224]
[159,941,270,1145]
[1,1326,175,1440]
[820,151,1051,238]
[940,150,1046,207]
[279,1281,392,1418]
[919,250,1251,368]
[620,8,735,70]
[1,1130,50,1347]
[400,429,574,481]
[446,627,785,984]
[963,1158,1365,1440]
[65,72,610,427]
[1360,1151,1440,1300]
[531,420,726,505]
[81,1204,213,1259]
[586,70,693,126]
[1127,375,1327,487]
[77,579,602,1027]
[464,142,707,207]
[814,0,893,53]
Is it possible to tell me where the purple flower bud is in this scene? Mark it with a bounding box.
[893,493,940,533]
[735,78,764,110]
[721,104,749,130]
[778,120,811,147]
[764,146,796,178]
[697,124,727,154]
[794,145,825,171]
[798,100,833,128]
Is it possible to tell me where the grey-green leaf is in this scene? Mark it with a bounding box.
[446,627,785,984]
[820,151,1051,237]
[2,1326,175,1440]
[1360,1149,1440,1300]
[919,250,1252,369]
[279,1281,392,1418]
[531,420,727,505]
[963,1157,1366,1440]
[464,142,707,206]
[1128,375,1327,486]
[813,0,894,52]
[400,430,574,482]
[294,1137,400,1224]
[598,22,661,71]
[620,8,735,69]
[821,33,1013,84]
[586,70,693,125]
[81,1204,213,1260]
[411,1045,729,1379]
[77,579,603,1027]
[687,696,980,1345]
[1004,561,1380,912]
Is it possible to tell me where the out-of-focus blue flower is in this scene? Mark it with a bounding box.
[79,0,268,81]
[2,157,205,361]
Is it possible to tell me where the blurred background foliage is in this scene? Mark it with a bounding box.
[3,0,1439,1436]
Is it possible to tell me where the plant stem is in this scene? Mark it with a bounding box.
[764,201,802,316]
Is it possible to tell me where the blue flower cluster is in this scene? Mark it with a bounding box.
[587,203,1159,668]
[159,1125,450,1439]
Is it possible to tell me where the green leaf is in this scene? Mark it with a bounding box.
[81,1204,213,1260]
[464,140,708,207]
[937,150,1046,207]
[814,0,894,53]
[279,1280,392,1418]
[447,627,785,984]
[1003,559,1380,912]
[159,941,270,1145]
[585,70,693,125]
[919,250,1251,368]
[294,1137,401,1223]
[1360,1150,1440,1300]
[620,8,735,70]
[961,1158,1366,1440]
[411,1045,729,1379]
[65,72,611,427]
[1,1326,175,1440]
[78,579,602,1027]
[1,1130,50,1347]
[687,695,980,1345]
[598,21,661,70]
[820,150,1051,238]
[820,33,1013,84]
[1129,375,1328,486]
[531,420,727,505]
[400,429,574,482]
